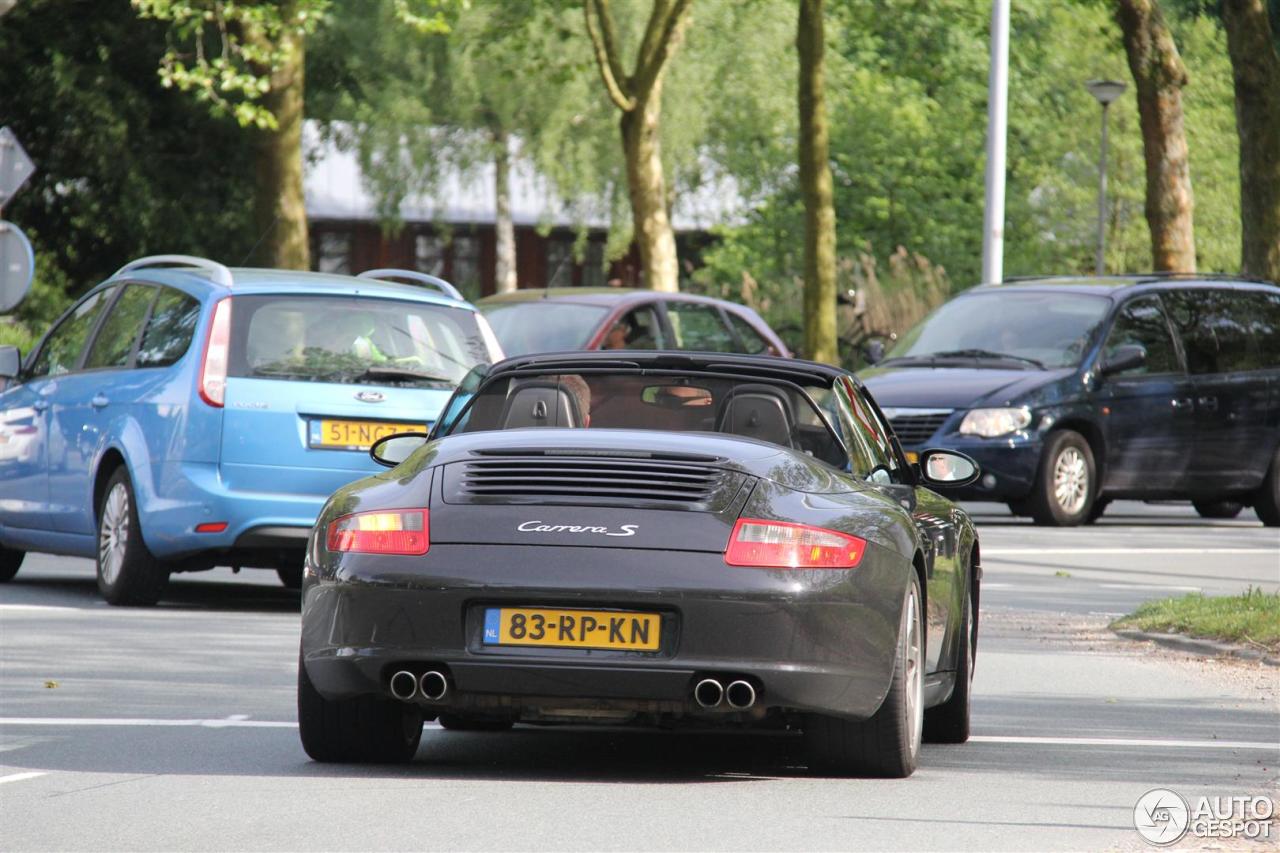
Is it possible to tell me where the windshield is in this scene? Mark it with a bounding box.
[886,290,1111,369]
[227,295,492,387]
[445,369,847,468]
[480,302,610,356]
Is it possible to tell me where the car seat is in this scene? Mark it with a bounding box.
[715,384,796,448]
[500,382,583,429]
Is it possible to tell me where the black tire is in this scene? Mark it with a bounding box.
[0,546,23,583]
[1192,499,1244,520]
[438,714,514,732]
[298,654,423,763]
[804,573,923,778]
[924,581,974,744]
[1028,430,1096,526]
[1255,446,1280,527]
[1084,497,1111,525]
[277,565,303,590]
[96,468,169,606]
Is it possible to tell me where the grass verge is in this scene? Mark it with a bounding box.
[1112,588,1280,655]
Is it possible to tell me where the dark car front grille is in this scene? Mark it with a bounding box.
[887,411,952,446]
[448,450,737,508]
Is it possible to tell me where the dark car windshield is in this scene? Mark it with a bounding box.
[443,369,847,467]
[480,302,610,356]
[227,295,492,387]
[885,290,1111,369]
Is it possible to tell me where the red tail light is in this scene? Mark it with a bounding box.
[724,519,866,569]
[198,297,232,407]
[326,509,429,556]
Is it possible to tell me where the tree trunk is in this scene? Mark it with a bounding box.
[1115,0,1196,273]
[620,85,680,293]
[797,0,838,364]
[1222,0,1280,282]
[251,27,309,270]
[492,123,517,293]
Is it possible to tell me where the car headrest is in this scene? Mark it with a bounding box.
[500,383,583,429]
[715,384,795,448]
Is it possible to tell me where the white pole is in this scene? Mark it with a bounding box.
[981,0,1010,285]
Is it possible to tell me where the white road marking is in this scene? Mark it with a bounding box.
[984,547,1277,555]
[1099,583,1201,591]
[0,772,47,785]
[0,604,83,613]
[970,735,1278,751]
[0,717,297,728]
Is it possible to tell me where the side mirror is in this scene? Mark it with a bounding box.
[0,345,19,379]
[369,432,431,468]
[863,338,886,366]
[917,448,980,488]
[1101,344,1146,376]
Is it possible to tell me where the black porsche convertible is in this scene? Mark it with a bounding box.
[298,352,982,777]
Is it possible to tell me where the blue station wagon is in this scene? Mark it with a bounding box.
[0,256,503,604]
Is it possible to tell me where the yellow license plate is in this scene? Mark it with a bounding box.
[482,607,661,651]
[904,451,919,464]
[310,419,429,450]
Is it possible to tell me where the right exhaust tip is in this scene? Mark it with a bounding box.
[389,670,418,702]
[725,680,757,710]
[693,678,724,709]
[419,670,449,702]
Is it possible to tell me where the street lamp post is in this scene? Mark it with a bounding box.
[1085,79,1126,276]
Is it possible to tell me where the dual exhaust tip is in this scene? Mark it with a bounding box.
[389,669,449,702]
[694,677,757,710]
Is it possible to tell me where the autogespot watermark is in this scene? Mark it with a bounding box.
[1133,788,1275,846]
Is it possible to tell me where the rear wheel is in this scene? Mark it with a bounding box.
[804,573,923,778]
[1192,499,1244,520]
[298,655,423,763]
[1255,447,1280,527]
[276,565,303,590]
[1028,430,1095,526]
[96,469,169,606]
[0,546,23,583]
[924,580,974,744]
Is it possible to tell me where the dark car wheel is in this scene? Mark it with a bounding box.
[1192,499,1244,520]
[298,654,423,763]
[96,468,169,606]
[1028,430,1095,526]
[438,714,515,732]
[277,565,303,590]
[0,546,24,583]
[923,580,974,744]
[1255,447,1280,527]
[804,573,923,778]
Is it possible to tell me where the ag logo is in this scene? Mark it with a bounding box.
[1134,788,1190,845]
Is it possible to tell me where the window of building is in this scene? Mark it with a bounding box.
[316,231,353,275]
[546,239,573,288]
[452,234,480,298]
[582,240,606,289]
[415,233,446,277]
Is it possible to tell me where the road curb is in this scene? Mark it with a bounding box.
[1114,628,1280,667]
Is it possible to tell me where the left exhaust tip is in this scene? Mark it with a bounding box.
[389,670,418,701]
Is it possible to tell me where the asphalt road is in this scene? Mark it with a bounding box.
[1,501,1277,851]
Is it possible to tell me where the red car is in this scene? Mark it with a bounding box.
[478,288,790,358]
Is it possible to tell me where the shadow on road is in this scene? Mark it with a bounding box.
[1,573,299,614]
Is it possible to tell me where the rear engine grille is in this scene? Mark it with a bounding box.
[888,412,952,445]
[452,454,731,507]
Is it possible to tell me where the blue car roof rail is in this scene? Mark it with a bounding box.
[357,268,464,301]
[114,255,234,288]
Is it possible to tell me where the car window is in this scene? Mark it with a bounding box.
[600,305,666,350]
[834,378,898,481]
[27,286,116,379]
[667,303,736,352]
[479,302,609,357]
[1103,296,1180,375]
[228,295,490,387]
[1165,289,1261,374]
[726,312,770,354]
[137,287,202,368]
[1242,291,1280,369]
[83,284,157,370]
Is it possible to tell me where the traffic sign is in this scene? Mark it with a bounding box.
[0,221,35,313]
[0,126,36,209]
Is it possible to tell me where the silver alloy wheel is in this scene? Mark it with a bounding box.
[904,586,924,758]
[1052,446,1089,514]
[98,483,129,586]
